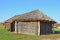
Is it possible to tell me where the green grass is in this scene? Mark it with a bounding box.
[54,28,60,31]
[0,24,17,40]
[54,28,60,34]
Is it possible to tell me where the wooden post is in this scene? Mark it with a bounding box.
[15,21,17,33]
[17,22,18,34]
[38,21,40,36]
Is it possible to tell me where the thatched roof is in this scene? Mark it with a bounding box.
[5,10,56,23]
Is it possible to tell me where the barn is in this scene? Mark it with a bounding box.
[4,10,56,35]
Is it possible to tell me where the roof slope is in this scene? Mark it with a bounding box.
[5,10,56,23]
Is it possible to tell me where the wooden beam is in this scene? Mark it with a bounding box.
[15,21,17,33]
[38,21,40,36]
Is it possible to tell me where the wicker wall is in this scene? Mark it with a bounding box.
[9,21,53,35]
[17,22,38,35]
[5,22,11,29]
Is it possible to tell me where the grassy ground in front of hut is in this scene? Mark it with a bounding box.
[0,23,60,40]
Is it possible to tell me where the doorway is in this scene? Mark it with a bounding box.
[11,22,15,32]
[40,22,46,35]
[40,22,53,35]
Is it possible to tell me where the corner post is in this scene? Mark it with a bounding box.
[38,21,40,36]
[15,21,17,33]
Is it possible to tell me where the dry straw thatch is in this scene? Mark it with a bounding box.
[5,10,56,23]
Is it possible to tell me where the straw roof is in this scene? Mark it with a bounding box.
[5,10,56,23]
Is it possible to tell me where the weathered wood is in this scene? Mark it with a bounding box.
[17,22,38,35]
[38,21,40,36]
[15,21,17,33]
[5,22,11,29]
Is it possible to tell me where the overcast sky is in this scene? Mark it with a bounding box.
[0,0,60,23]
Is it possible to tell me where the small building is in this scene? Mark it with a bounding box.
[5,10,56,35]
[54,23,60,28]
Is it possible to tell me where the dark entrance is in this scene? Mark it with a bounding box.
[40,21,53,35]
[11,22,15,32]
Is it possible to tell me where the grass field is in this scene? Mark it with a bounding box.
[54,28,60,34]
[0,24,60,40]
